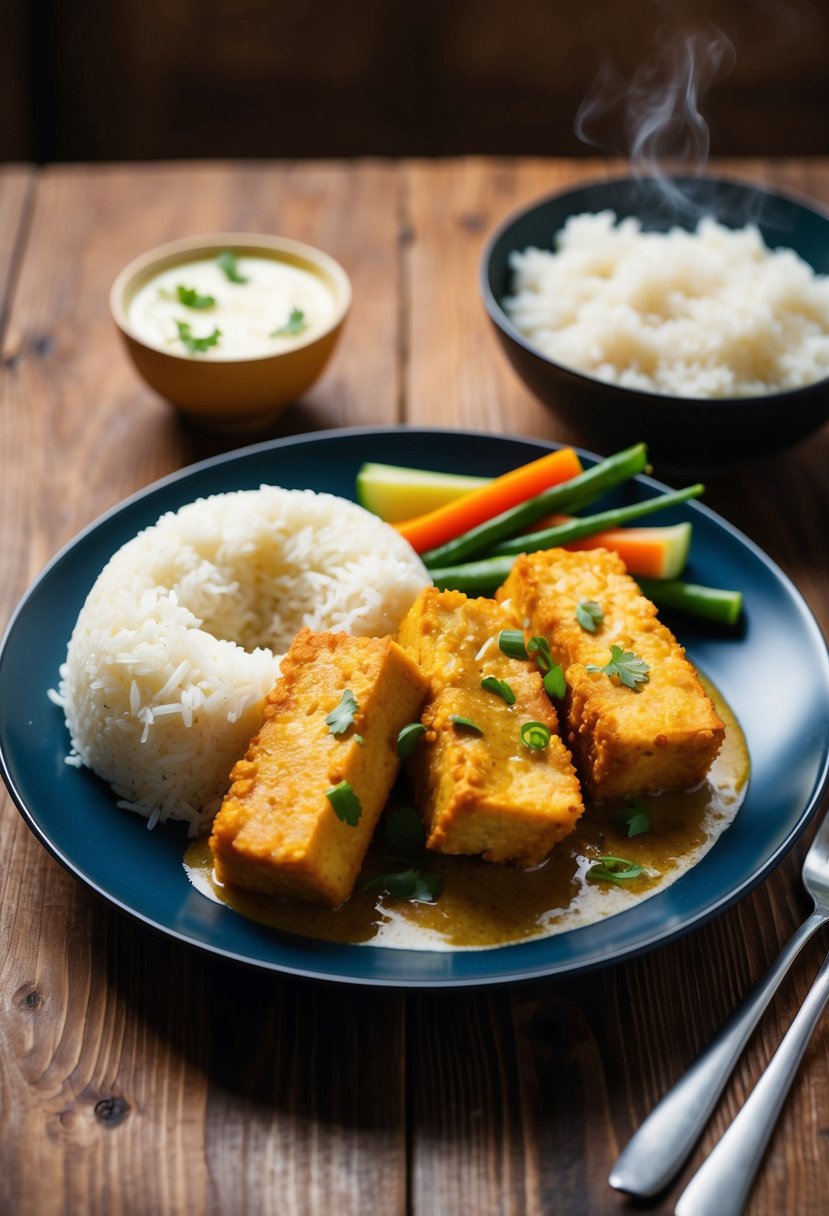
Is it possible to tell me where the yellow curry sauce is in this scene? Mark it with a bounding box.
[184,681,748,951]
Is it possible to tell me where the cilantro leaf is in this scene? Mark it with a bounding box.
[325,689,359,736]
[586,855,644,885]
[271,307,307,337]
[576,600,604,633]
[175,284,216,310]
[175,321,221,354]
[450,714,483,733]
[216,249,248,283]
[586,644,650,690]
[363,867,443,903]
[325,780,362,826]
[617,799,651,838]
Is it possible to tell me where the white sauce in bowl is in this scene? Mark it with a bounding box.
[128,254,338,360]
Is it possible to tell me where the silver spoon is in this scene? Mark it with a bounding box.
[609,805,829,1198]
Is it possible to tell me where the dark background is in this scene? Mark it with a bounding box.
[5,0,829,163]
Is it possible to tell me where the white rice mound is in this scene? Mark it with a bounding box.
[504,211,829,398]
[55,486,430,833]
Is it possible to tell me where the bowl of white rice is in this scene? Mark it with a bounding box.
[481,176,829,470]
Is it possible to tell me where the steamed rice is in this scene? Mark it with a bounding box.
[504,212,829,398]
[54,486,430,833]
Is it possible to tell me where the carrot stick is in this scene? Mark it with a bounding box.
[394,447,583,554]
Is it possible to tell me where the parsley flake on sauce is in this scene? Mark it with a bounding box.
[175,284,216,310]
[216,249,248,283]
[271,307,307,337]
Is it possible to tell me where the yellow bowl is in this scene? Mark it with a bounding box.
[110,233,351,432]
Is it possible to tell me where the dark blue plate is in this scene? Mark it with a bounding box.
[2,427,828,987]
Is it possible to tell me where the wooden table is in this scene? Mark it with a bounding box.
[1,157,828,1216]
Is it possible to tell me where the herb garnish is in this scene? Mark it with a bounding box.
[175,320,221,354]
[498,629,528,660]
[450,715,483,733]
[397,722,427,757]
[216,249,248,283]
[480,675,516,705]
[520,721,551,750]
[325,780,362,826]
[175,284,216,310]
[543,664,566,700]
[586,855,644,885]
[617,800,651,838]
[362,805,443,903]
[271,307,307,337]
[325,689,359,736]
[576,600,604,633]
[586,644,650,690]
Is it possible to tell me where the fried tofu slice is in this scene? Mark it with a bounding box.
[498,548,724,801]
[397,588,584,867]
[209,628,428,908]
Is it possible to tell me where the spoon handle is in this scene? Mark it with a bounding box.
[674,946,829,1216]
[609,909,825,1197]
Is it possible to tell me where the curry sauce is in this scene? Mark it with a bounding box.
[184,678,748,951]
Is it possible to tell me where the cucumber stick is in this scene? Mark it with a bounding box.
[355,462,489,522]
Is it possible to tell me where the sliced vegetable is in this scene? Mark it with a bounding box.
[480,676,517,704]
[498,629,529,660]
[356,462,489,522]
[636,578,743,626]
[397,721,427,756]
[394,446,583,555]
[520,721,551,750]
[450,715,483,733]
[566,520,692,580]
[491,484,704,558]
[421,443,647,568]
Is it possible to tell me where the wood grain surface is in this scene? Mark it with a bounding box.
[1,158,828,1216]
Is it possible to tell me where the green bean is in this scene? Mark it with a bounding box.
[636,578,743,625]
[491,484,705,557]
[421,443,648,569]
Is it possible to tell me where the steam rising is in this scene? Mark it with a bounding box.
[575,27,735,211]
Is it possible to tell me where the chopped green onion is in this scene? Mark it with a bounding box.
[498,629,528,660]
[480,675,516,705]
[543,664,566,700]
[325,780,362,826]
[520,721,551,750]
[397,722,427,757]
[527,635,553,673]
[586,855,644,885]
[450,715,483,734]
[576,600,604,633]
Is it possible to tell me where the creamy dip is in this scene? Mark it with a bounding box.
[184,680,748,952]
[128,253,338,360]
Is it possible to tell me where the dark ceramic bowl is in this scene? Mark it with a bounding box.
[481,176,829,471]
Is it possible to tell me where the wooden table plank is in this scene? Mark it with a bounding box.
[0,160,408,1216]
[402,157,829,1216]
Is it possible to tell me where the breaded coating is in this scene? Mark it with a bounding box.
[210,628,428,907]
[498,548,724,801]
[397,588,584,867]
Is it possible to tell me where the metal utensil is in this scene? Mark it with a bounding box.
[609,806,829,1198]
[674,947,829,1214]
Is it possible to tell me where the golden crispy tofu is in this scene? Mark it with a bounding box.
[397,588,584,867]
[210,628,428,907]
[498,548,724,801]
